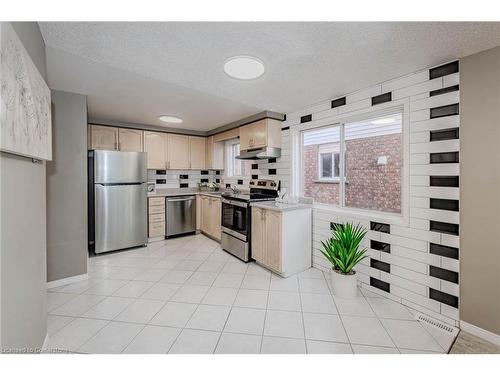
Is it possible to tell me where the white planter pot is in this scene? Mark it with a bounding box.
[330,269,358,299]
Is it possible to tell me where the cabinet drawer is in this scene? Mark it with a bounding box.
[148,197,165,206]
[149,221,165,237]
[148,213,165,223]
[148,204,165,214]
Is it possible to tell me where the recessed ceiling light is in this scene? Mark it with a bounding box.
[224,56,265,80]
[158,115,183,124]
[372,117,396,125]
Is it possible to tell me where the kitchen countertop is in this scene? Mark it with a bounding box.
[250,201,312,212]
[148,188,226,198]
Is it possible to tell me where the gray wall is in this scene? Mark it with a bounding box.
[460,45,500,336]
[0,22,48,350]
[47,91,88,282]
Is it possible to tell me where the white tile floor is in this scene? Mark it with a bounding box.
[46,234,457,354]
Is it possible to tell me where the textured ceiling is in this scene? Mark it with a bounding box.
[39,22,500,131]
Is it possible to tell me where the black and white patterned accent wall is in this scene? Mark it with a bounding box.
[148,169,219,188]
[279,60,460,326]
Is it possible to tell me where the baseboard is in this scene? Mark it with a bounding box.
[47,273,88,289]
[460,320,500,346]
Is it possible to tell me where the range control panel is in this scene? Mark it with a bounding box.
[249,179,279,190]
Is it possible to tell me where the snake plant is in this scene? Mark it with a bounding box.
[321,222,368,275]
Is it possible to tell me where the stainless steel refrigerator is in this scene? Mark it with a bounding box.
[88,150,148,254]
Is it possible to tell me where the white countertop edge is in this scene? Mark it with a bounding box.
[148,190,224,198]
[250,201,312,212]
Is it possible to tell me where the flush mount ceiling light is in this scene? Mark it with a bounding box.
[224,56,265,80]
[158,115,183,124]
[372,117,396,125]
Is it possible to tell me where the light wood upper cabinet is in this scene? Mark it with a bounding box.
[213,127,239,143]
[144,131,168,170]
[89,125,118,150]
[239,119,282,151]
[206,136,213,169]
[206,136,224,170]
[118,128,143,152]
[167,134,190,169]
[189,136,206,170]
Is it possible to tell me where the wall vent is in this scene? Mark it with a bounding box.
[415,313,459,336]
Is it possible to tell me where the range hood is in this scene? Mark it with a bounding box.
[236,146,281,160]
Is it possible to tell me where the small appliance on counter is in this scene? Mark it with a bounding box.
[198,181,219,192]
[220,179,279,262]
[88,150,148,254]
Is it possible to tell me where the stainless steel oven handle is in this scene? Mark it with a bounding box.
[222,198,248,208]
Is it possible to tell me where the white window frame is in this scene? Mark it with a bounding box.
[318,143,341,182]
[225,139,247,178]
[291,100,410,225]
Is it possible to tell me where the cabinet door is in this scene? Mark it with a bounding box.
[264,210,282,272]
[238,124,253,151]
[200,196,210,233]
[90,125,118,150]
[118,128,143,152]
[206,136,224,170]
[189,136,206,169]
[251,207,265,263]
[211,197,221,241]
[168,134,190,169]
[239,120,267,151]
[196,195,201,230]
[144,131,167,170]
[212,141,224,170]
[249,119,268,149]
[205,136,213,169]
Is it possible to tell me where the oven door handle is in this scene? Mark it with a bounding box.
[222,198,248,208]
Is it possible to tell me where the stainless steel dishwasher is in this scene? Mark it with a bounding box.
[165,195,196,238]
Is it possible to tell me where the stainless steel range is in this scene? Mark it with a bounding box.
[221,179,279,262]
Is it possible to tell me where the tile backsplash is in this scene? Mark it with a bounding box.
[148,169,219,189]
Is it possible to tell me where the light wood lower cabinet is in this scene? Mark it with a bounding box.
[148,197,165,239]
[196,195,201,230]
[200,195,221,241]
[251,206,312,277]
[251,207,265,263]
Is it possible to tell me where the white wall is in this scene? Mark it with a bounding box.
[277,63,461,326]
[46,90,88,283]
[0,22,48,350]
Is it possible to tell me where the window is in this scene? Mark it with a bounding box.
[301,113,402,214]
[225,139,252,177]
[302,125,341,205]
[318,144,340,181]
